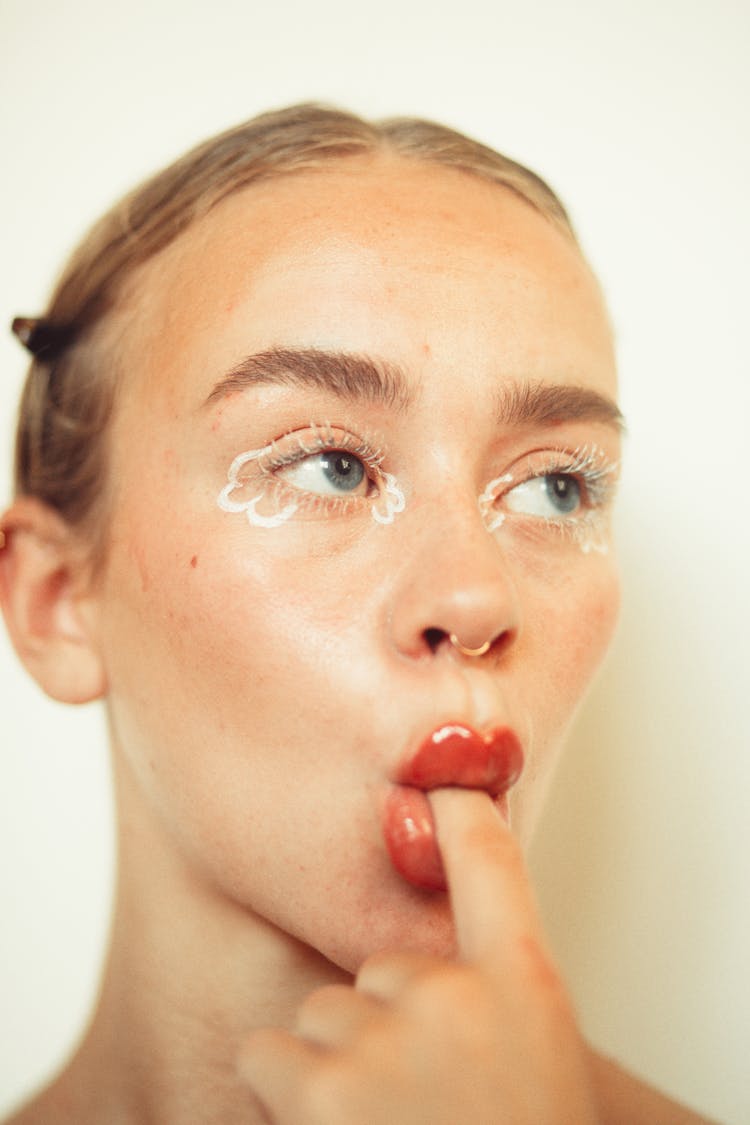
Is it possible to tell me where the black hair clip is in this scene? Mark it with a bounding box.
[11,316,73,361]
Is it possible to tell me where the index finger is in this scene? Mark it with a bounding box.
[429,787,544,964]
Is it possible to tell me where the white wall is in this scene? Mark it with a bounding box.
[1,2,747,1122]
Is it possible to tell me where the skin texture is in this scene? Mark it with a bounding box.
[0,156,718,1123]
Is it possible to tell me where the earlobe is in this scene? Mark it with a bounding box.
[0,498,107,704]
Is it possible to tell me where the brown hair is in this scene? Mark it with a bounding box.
[11,102,578,553]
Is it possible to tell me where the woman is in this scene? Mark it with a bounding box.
[0,104,717,1124]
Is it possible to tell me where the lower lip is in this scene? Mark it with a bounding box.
[382,724,523,892]
[383,787,446,890]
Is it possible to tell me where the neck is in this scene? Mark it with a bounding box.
[60,747,349,1125]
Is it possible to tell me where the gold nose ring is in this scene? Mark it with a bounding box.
[449,633,491,657]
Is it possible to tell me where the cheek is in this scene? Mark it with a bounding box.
[521,540,620,689]
[512,556,620,840]
[545,562,620,690]
[99,515,459,971]
[99,495,378,833]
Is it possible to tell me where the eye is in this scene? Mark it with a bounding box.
[276,450,370,497]
[505,473,582,519]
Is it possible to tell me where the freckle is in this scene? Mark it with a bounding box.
[190,555,198,568]
[422,342,431,356]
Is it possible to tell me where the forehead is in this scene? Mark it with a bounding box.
[117,155,615,406]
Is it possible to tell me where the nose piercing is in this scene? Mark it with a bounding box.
[449,633,492,657]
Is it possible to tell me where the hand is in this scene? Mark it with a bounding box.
[238,788,599,1124]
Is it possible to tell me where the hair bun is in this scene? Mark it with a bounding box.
[11,316,72,360]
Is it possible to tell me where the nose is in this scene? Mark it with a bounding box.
[388,492,521,661]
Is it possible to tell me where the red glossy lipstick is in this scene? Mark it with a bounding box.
[383,723,523,892]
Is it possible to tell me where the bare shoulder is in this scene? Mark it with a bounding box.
[590,1049,725,1125]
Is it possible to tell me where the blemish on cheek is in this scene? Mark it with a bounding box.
[190,555,198,568]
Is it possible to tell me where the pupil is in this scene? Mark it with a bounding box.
[546,474,580,513]
[322,453,365,491]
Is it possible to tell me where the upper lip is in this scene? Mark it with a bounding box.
[395,722,524,797]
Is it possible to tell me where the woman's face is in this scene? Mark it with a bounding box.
[94,156,620,971]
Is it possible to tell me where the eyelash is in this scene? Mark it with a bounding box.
[525,444,618,506]
[255,423,385,514]
[494,443,620,548]
[227,427,619,541]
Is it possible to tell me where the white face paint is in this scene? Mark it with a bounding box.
[371,472,406,525]
[476,444,620,555]
[227,494,300,529]
[217,447,264,512]
[218,436,617,549]
[478,473,513,533]
[217,435,405,530]
[217,446,299,528]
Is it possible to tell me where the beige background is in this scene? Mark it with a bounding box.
[1,2,748,1122]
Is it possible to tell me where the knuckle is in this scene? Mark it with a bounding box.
[406,961,487,1020]
[356,947,395,981]
[355,948,401,992]
[297,983,344,1021]
[305,1054,363,1122]
[515,934,578,1024]
[356,949,437,999]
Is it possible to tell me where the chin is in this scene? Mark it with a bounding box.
[314,883,460,976]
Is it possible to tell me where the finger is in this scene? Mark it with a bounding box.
[429,787,544,964]
[296,983,385,1046]
[356,950,449,1002]
[237,1026,321,1120]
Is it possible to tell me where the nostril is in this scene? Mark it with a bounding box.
[420,627,516,659]
[423,627,446,653]
[490,629,514,659]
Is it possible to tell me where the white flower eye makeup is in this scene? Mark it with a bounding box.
[217,423,406,528]
[478,443,620,554]
[217,426,618,552]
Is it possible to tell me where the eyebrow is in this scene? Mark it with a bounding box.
[204,347,412,411]
[204,346,624,432]
[496,379,625,433]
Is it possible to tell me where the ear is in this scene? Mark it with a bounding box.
[0,498,107,703]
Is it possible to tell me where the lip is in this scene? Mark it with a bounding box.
[396,722,524,795]
[383,722,524,892]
